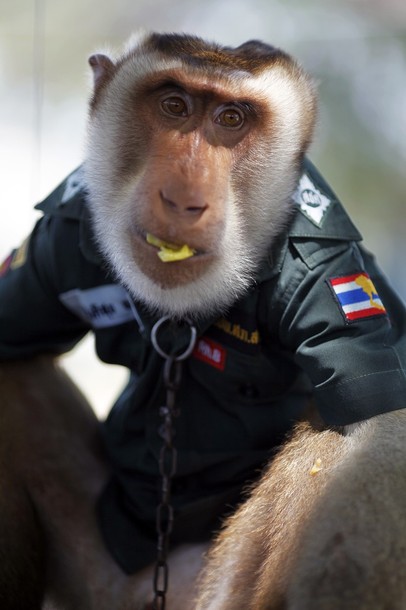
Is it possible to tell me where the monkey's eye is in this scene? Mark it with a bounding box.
[215,106,245,129]
[161,96,189,117]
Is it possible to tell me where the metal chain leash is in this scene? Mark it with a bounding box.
[150,316,197,610]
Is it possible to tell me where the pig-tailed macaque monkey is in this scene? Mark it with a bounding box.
[1,32,406,610]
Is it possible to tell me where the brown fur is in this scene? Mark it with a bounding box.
[141,34,292,74]
[0,357,208,609]
[0,452,47,609]
[1,359,406,608]
[195,424,348,609]
[195,413,406,609]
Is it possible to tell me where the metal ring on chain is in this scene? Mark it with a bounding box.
[151,315,197,361]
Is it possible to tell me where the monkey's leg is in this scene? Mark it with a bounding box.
[285,410,406,610]
[0,357,207,610]
[197,413,406,610]
[0,356,111,608]
[0,444,47,609]
[195,422,349,610]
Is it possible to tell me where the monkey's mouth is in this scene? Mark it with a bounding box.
[132,228,209,263]
[129,225,215,280]
[145,233,197,263]
[130,226,217,287]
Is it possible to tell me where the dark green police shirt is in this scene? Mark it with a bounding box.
[1,159,406,573]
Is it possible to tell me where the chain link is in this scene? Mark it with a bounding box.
[151,318,197,610]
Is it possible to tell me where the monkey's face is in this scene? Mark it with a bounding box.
[84,33,316,319]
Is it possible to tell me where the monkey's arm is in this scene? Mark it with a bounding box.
[270,235,406,426]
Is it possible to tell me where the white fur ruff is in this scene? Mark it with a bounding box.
[84,32,315,320]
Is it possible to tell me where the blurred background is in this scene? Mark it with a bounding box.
[1,0,405,417]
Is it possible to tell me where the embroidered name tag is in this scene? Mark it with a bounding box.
[209,312,261,355]
[329,273,387,322]
[193,337,227,371]
[59,284,135,328]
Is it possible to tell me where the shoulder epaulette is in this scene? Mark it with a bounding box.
[35,166,87,220]
[289,158,362,242]
[35,166,103,266]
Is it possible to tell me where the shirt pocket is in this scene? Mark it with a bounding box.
[188,342,299,408]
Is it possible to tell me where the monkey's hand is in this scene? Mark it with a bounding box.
[146,233,196,262]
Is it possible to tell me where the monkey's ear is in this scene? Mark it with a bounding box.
[88,54,115,89]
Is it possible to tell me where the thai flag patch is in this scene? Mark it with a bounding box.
[329,272,387,322]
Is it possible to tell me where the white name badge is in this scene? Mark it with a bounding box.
[59,284,135,329]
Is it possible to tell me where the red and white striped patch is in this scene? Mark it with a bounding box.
[329,272,387,322]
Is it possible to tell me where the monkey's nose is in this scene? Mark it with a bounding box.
[159,190,208,217]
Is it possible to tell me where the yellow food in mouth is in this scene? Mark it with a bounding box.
[146,233,196,263]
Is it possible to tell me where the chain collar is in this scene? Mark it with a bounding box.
[150,316,197,610]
